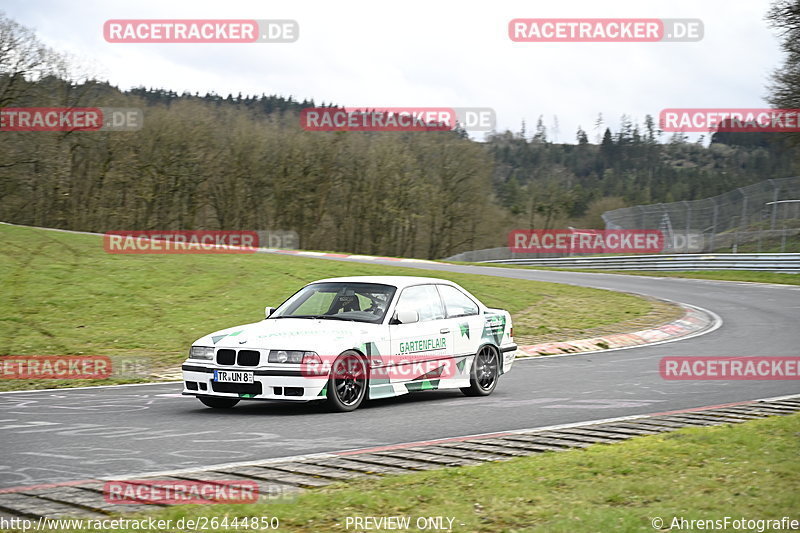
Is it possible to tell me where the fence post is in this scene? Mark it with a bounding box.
[710,198,718,252]
[740,189,748,229]
[683,201,692,253]
[781,225,787,253]
[770,181,779,231]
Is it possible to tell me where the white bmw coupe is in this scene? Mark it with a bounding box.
[182,276,516,411]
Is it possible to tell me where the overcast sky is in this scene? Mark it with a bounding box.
[3,0,784,143]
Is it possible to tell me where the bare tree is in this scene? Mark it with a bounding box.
[0,12,63,106]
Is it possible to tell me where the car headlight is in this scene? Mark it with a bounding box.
[189,346,214,360]
[268,350,317,364]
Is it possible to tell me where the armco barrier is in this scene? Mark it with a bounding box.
[478,253,800,273]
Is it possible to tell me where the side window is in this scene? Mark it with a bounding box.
[438,285,479,318]
[394,285,445,322]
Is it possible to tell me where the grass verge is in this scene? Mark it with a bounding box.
[63,413,800,532]
[0,224,656,391]
[553,269,800,285]
[454,261,800,286]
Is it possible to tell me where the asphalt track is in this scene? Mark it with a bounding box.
[1,258,798,490]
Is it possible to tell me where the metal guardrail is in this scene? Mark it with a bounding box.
[479,253,800,273]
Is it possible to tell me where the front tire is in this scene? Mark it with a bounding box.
[326,350,367,412]
[198,396,240,409]
[461,345,499,397]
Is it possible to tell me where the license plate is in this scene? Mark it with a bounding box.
[213,370,254,383]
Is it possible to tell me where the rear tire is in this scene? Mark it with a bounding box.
[326,350,368,412]
[461,345,499,397]
[198,396,240,409]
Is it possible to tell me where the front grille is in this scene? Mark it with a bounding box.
[237,350,260,366]
[217,349,236,365]
[215,348,260,366]
[211,382,263,395]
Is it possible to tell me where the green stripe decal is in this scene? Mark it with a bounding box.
[404,379,440,392]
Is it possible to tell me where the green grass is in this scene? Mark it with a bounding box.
[574,270,800,285]
[512,267,800,286]
[722,240,800,254]
[0,224,651,390]
[55,413,800,532]
[457,261,800,286]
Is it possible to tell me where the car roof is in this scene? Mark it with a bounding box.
[309,276,460,290]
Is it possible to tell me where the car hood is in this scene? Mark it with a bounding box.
[193,318,383,352]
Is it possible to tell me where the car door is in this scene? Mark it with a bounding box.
[436,284,484,379]
[388,284,454,389]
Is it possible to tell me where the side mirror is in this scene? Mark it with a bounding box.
[264,306,276,318]
[393,309,419,324]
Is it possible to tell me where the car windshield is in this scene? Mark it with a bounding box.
[271,282,397,324]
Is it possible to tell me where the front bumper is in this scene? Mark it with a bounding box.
[181,363,328,401]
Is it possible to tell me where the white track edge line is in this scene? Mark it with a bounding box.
[86,392,799,483]
[0,381,181,395]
